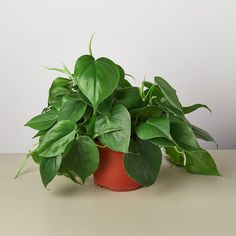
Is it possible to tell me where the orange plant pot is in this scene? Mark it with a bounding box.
[93,145,142,191]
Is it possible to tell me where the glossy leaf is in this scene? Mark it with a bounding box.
[150,137,175,147]
[183,104,211,114]
[136,115,172,140]
[95,104,131,152]
[74,55,119,110]
[58,98,87,122]
[154,76,183,112]
[165,147,185,166]
[35,120,76,157]
[185,150,220,176]
[170,117,200,151]
[48,77,70,106]
[40,155,63,188]
[191,124,218,148]
[63,136,99,183]
[124,139,162,186]
[25,108,58,131]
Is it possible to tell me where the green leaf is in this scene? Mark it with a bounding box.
[115,87,146,110]
[191,124,218,148]
[58,98,87,122]
[154,76,183,112]
[183,104,211,114]
[157,97,184,118]
[63,136,99,183]
[185,149,220,176]
[136,115,172,140]
[170,116,200,151]
[74,55,119,110]
[35,120,76,157]
[48,78,71,108]
[130,105,162,119]
[40,155,63,188]
[150,138,176,147]
[95,104,131,152]
[25,108,58,131]
[33,129,48,139]
[124,139,162,186]
[165,147,185,166]
[117,65,132,88]
[31,152,40,164]
[97,94,114,115]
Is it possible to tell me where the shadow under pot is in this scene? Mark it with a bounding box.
[93,144,142,192]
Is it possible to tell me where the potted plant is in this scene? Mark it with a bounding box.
[16,40,220,191]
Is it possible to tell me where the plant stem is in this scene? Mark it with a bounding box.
[14,153,31,179]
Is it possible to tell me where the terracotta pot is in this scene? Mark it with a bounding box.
[93,144,142,191]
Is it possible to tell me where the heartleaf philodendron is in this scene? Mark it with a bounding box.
[74,55,119,110]
[19,38,220,190]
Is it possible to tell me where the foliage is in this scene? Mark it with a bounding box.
[18,40,220,189]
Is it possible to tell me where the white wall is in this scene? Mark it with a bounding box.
[0,0,235,153]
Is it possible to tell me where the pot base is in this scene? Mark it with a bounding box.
[94,178,142,192]
[93,144,142,192]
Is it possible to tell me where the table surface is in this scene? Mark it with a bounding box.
[0,150,235,236]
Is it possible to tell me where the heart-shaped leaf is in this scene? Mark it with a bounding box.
[95,104,131,152]
[124,139,162,186]
[136,115,172,141]
[63,136,99,183]
[35,120,76,157]
[58,98,87,122]
[74,55,119,110]
[40,155,63,188]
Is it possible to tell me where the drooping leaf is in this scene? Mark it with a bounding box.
[185,149,220,176]
[183,104,211,114]
[136,115,172,141]
[170,116,200,151]
[191,124,218,148]
[165,147,185,166]
[40,155,63,188]
[124,139,162,186]
[58,98,87,122]
[74,55,119,110]
[25,108,58,131]
[35,120,76,157]
[95,104,131,152]
[115,87,146,110]
[63,136,99,183]
[154,76,183,112]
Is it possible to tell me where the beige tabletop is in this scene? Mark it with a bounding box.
[0,150,235,236]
